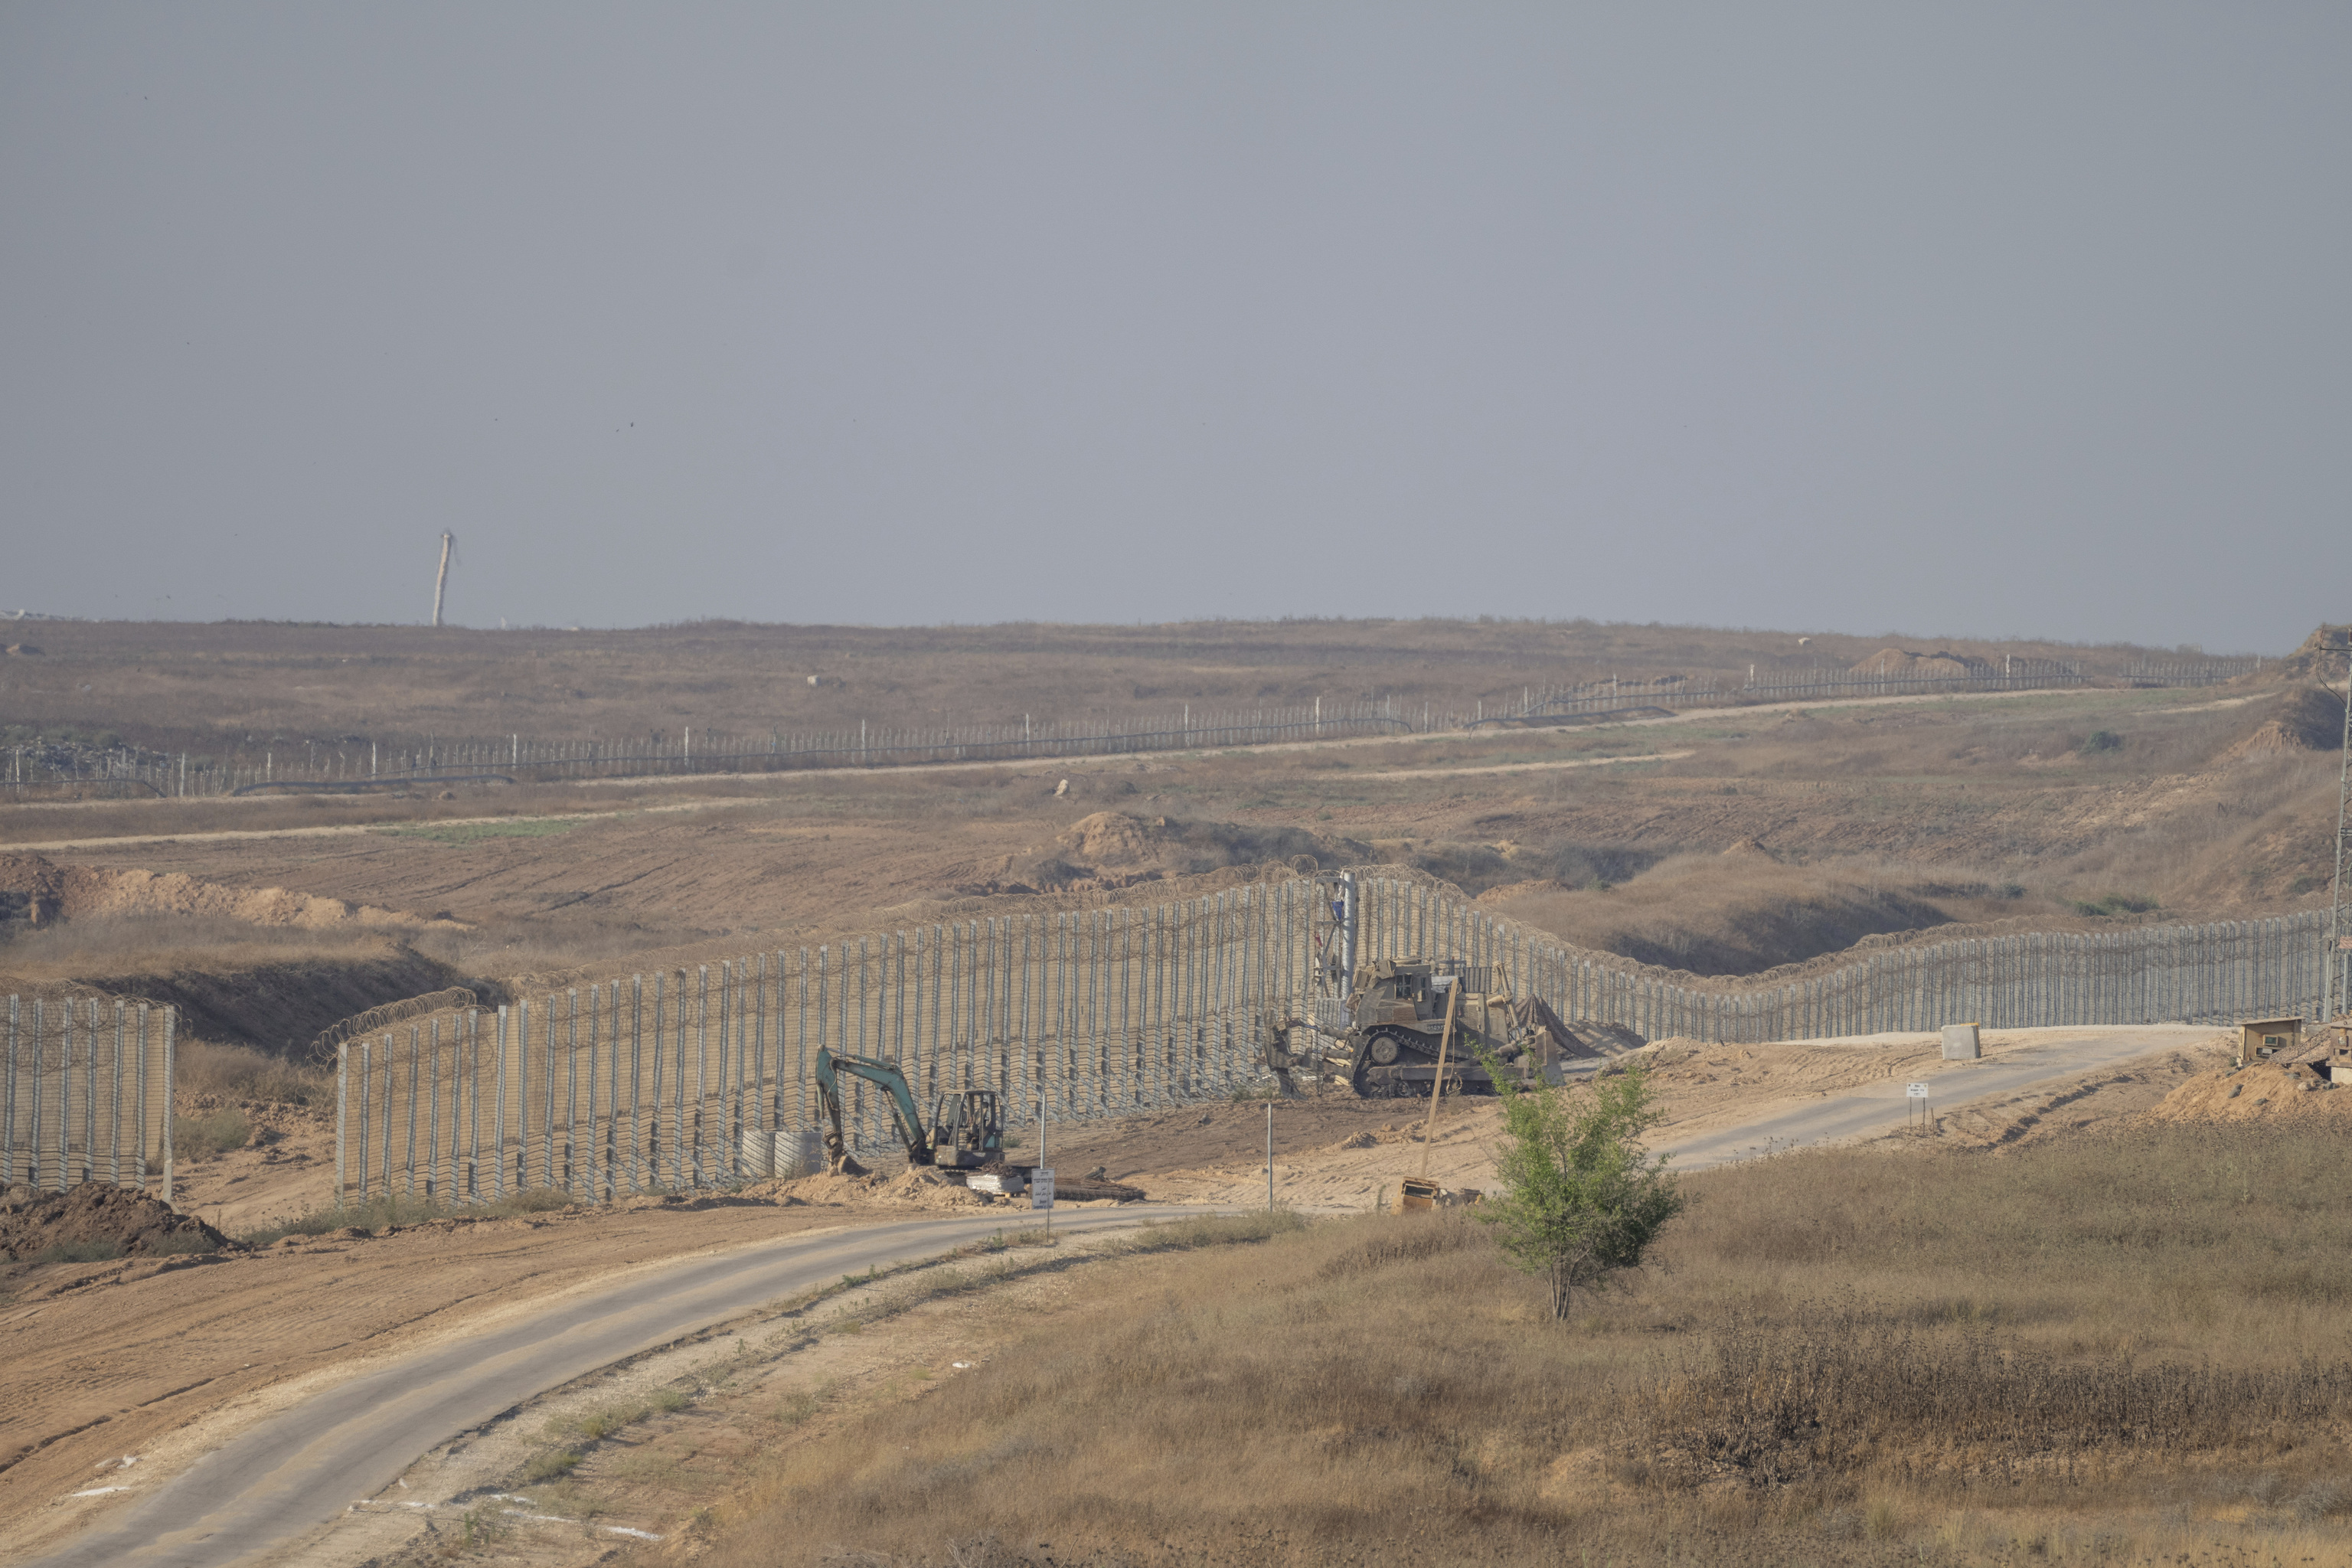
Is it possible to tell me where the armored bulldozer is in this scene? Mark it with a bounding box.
[1267,959,1593,1099]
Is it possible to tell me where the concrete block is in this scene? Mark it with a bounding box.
[1942,1023,1981,1061]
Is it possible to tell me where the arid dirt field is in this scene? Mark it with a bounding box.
[3,617,2347,1567]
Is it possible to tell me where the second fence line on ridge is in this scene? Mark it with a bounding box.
[336,872,2332,1208]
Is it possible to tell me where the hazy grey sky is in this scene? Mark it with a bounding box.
[4,5,2344,648]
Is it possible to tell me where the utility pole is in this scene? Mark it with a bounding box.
[431,532,455,627]
[2329,629,2352,1021]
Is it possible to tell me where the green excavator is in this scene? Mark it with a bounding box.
[812,1047,1146,1200]
[814,1046,1004,1177]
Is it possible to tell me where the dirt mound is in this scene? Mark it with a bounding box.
[743,1167,991,1209]
[0,853,465,934]
[1851,648,1994,679]
[974,813,1369,895]
[67,949,469,1059]
[1719,838,1781,862]
[2141,1061,2352,1126]
[0,1181,237,1263]
[1060,812,1158,867]
[2271,626,2352,681]
[743,1171,880,1206]
[2220,686,2346,763]
[1475,877,1569,904]
[879,1166,989,1208]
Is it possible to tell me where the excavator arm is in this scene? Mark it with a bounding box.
[814,1047,933,1174]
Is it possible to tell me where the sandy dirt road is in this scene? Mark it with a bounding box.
[1059,1024,2224,1210]
[18,1206,1188,1568]
[0,1197,895,1560]
[8,1023,2225,1566]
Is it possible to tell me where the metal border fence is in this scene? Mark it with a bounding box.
[5,652,2271,799]
[2,998,178,1199]
[333,870,2327,1208]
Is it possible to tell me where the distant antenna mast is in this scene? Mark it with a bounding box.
[431,532,455,627]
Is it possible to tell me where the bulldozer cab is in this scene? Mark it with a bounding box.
[1353,960,1495,1031]
[927,1090,1004,1169]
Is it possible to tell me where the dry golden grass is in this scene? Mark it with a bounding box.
[701,1124,2352,1568]
[3,618,2207,758]
[174,1039,333,1106]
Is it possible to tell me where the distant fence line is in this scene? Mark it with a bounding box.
[5,655,2274,799]
[2,998,178,1199]
[335,868,2328,1208]
[2122,657,2268,685]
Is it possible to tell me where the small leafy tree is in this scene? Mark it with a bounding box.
[1475,1056,1684,1320]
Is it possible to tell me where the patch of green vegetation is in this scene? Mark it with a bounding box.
[549,1384,691,1444]
[2079,729,2125,753]
[31,1238,124,1265]
[2068,893,2159,917]
[379,818,581,844]
[521,1449,581,1483]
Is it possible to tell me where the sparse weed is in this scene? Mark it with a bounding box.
[236,1186,577,1248]
[172,1106,250,1158]
[30,1238,123,1264]
[521,1448,581,1483]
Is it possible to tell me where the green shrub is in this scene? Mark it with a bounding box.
[2068,893,2160,917]
[173,1107,250,1158]
[146,1230,220,1256]
[31,1238,124,1264]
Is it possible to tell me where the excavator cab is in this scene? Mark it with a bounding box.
[927,1090,1004,1169]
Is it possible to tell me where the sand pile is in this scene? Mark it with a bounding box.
[0,1182,237,1263]
[2141,1062,2352,1126]
[879,1166,989,1207]
[971,814,1373,896]
[1059,812,1160,867]
[737,1171,879,1206]
[739,1167,991,1209]
[0,852,462,933]
[1851,648,1992,679]
[2220,687,2347,763]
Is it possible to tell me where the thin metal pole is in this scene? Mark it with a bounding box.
[675,972,691,1187]
[109,1002,124,1186]
[494,1006,509,1200]
[358,1040,371,1203]
[567,988,580,1197]
[406,1024,421,1200]
[630,977,645,1193]
[159,1008,175,1204]
[426,1018,441,1200]
[2329,644,2352,1021]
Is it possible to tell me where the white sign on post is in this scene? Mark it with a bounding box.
[1031,1169,1055,1210]
[1905,1083,1931,1099]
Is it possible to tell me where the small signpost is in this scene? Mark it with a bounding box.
[1906,1081,1932,1135]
